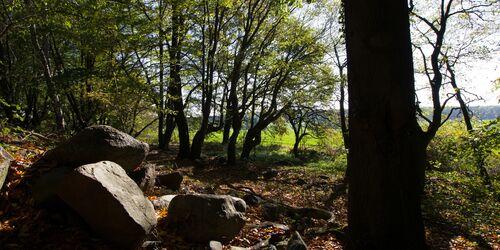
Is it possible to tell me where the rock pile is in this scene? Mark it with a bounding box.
[32,126,155,249]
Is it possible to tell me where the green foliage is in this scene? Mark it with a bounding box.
[427,120,500,183]
[423,170,499,245]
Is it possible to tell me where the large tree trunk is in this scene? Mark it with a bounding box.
[344,0,427,249]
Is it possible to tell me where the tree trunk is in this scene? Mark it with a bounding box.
[163,113,176,150]
[292,134,300,158]
[446,62,491,185]
[344,0,427,248]
[158,21,166,149]
[169,2,190,159]
[222,115,231,144]
[29,24,65,131]
[240,128,261,159]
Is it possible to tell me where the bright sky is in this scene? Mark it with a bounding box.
[415,53,500,107]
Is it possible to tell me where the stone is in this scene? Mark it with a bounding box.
[291,207,333,221]
[286,231,307,250]
[209,241,223,250]
[262,202,283,221]
[129,164,156,193]
[32,167,71,206]
[230,247,249,250]
[262,202,333,221]
[231,196,248,213]
[243,194,263,206]
[141,241,162,250]
[57,161,157,249]
[156,172,183,190]
[167,194,245,243]
[263,169,278,180]
[0,146,14,191]
[151,195,177,209]
[39,125,149,172]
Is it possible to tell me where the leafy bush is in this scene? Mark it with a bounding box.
[427,119,500,184]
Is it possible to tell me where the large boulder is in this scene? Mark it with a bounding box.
[57,161,157,249]
[40,125,148,171]
[32,167,71,206]
[0,146,14,191]
[167,194,245,243]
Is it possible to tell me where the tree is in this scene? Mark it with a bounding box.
[190,0,228,159]
[410,0,498,147]
[344,0,427,248]
[239,16,326,160]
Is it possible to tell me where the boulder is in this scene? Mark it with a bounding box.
[151,195,177,209]
[40,125,148,171]
[129,164,156,193]
[57,161,157,249]
[156,172,183,190]
[32,167,71,206]
[167,194,245,243]
[0,146,14,191]
[287,231,307,250]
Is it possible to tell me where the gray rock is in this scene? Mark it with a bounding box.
[292,207,333,221]
[156,172,183,190]
[151,195,177,209]
[129,164,156,193]
[32,167,71,206]
[231,196,247,213]
[167,194,245,243]
[243,194,263,206]
[230,247,249,250]
[0,146,14,191]
[262,202,283,221]
[40,125,149,172]
[141,241,162,250]
[287,231,307,250]
[209,241,223,250]
[262,202,333,221]
[57,161,157,249]
[263,169,278,180]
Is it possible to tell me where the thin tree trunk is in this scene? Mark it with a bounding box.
[29,24,65,131]
[169,2,190,159]
[446,61,491,185]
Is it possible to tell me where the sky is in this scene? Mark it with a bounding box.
[415,53,499,107]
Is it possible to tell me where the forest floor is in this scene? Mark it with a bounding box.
[0,132,498,249]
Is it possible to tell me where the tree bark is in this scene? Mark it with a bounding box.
[169,2,190,159]
[191,1,224,159]
[344,0,427,248]
[29,24,65,131]
[158,6,166,149]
